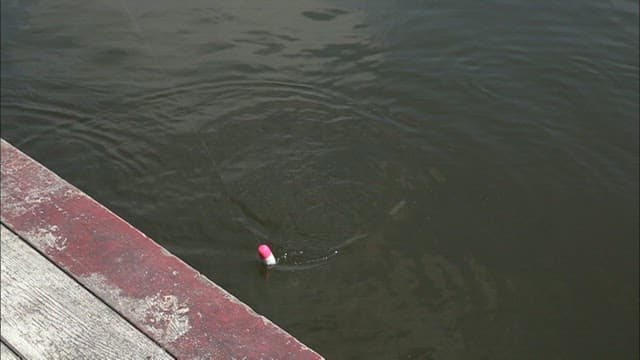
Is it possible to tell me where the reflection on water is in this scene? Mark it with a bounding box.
[2,0,638,358]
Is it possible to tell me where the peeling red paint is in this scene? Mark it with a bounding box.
[1,139,323,360]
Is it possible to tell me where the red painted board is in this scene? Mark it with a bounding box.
[0,139,323,360]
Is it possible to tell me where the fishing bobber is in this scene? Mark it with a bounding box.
[258,244,277,266]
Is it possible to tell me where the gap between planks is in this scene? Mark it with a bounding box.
[0,224,174,360]
[2,340,23,360]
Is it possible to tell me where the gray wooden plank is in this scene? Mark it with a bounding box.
[0,225,173,360]
[1,342,22,360]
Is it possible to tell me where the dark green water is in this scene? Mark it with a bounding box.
[2,0,638,358]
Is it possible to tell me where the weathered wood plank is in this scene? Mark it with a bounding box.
[1,342,22,360]
[0,138,323,359]
[0,225,173,360]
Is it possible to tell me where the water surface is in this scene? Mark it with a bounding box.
[2,0,638,358]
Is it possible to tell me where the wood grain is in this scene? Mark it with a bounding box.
[0,225,173,360]
[1,342,22,360]
[1,138,323,359]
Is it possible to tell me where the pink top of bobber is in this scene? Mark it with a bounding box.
[258,244,273,259]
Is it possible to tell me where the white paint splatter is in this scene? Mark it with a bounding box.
[1,175,77,219]
[81,273,192,343]
[195,274,324,358]
[26,225,67,251]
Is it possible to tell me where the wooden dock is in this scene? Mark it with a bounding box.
[0,138,323,359]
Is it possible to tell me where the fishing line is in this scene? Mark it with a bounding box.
[118,2,376,268]
[119,0,264,246]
